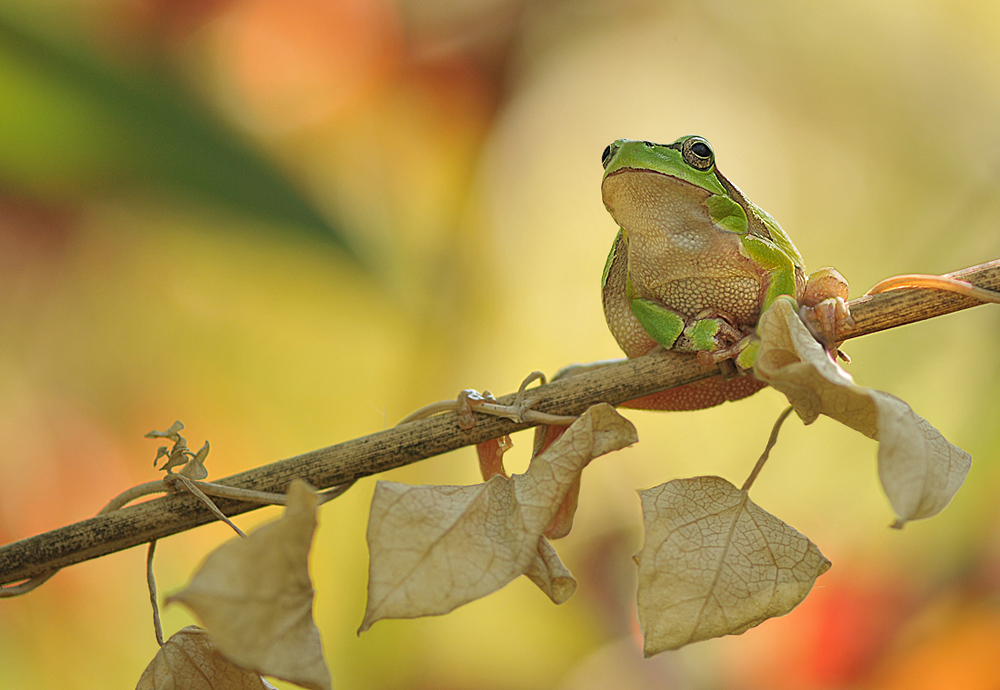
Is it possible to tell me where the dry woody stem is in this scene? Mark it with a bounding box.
[1,259,998,587]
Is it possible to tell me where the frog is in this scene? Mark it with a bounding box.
[600,135,850,411]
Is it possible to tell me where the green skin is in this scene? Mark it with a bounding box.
[600,136,834,375]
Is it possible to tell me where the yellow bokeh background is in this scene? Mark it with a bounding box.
[1,0,999,688]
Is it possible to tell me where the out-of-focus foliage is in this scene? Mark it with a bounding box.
[1,0,999,688]
[0,7,354,253]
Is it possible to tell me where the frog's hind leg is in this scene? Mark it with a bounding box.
[621,376,767,411]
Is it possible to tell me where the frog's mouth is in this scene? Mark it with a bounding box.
[602,169,713,233]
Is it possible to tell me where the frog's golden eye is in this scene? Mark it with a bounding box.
[682,137,714,171]
[601,144,614,168]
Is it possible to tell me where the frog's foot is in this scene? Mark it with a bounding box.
[800,297,853,360]
[800,267,854,360]
[675,309,746,352]
[802,267,850,309]
[695,333,756,369]
[676,309,759,375]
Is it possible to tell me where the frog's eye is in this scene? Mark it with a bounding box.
[601,144,613,168]
[682,137,714,171]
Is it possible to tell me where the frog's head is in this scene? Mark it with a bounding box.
[601,136,716,179]
[601,137,730,237]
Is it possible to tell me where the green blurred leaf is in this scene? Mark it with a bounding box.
[0,12,357,258]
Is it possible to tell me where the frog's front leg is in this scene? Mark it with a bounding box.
[629,298,686,349]
[630,299,744,353]
[678,308,747,352]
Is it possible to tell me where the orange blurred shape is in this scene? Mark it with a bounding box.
[0,394,134,544]
[868,606,1000,690]
[209,0,403,133]
[723,567,913,690]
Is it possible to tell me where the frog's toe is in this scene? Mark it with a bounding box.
[679,314,743,352]
[695,334,756,368]
[800,296,854,352]
[802,267,850,307]
[684,318,724,350]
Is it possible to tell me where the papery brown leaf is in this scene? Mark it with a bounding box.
[360,403,636,630]
[755,298,971,526]
[532,424,579,539]
[476,435,511,480]
[145,421,185,444]
[524,537,577,604]
[167,481,331,690]
[160,448,192,475]
[179,441,210,480]
[543,474,581,540]
[136,626,278,690]
[636,476,830,655]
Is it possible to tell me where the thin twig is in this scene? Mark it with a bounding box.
[838,259,1000,339]
[867,273,1000,304]
[181,480,290,507]
[741,406,795,492]
[99,481,171,514]
[0,569,56,597]
[318,481,356,504]
[147,541,163,647]
[168,475,246,538]
[399,371,579,428]
[1,259,998,587]
[397,400,460,425]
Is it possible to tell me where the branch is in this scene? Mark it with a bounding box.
[1,259,998,586]
[839,260,1000,339]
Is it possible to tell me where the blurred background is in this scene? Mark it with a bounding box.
[1,0,999,687]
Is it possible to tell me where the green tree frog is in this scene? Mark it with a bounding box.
[600,136,850,410]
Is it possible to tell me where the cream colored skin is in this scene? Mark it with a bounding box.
[600,136,847,372]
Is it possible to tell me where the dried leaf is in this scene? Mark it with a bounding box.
[543,474,581,540]
[532,424,580,539]
[146,422,209,478]
[636,476,830,655]
[167,481,331,690]
[160,448,192,474]
[179,441,210,480]
[360,403,636,630]
[476,435,511,480]
[524,537,577,604]
[755,298,972,526]
[146,421,185,444]
[136,626,278,690]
